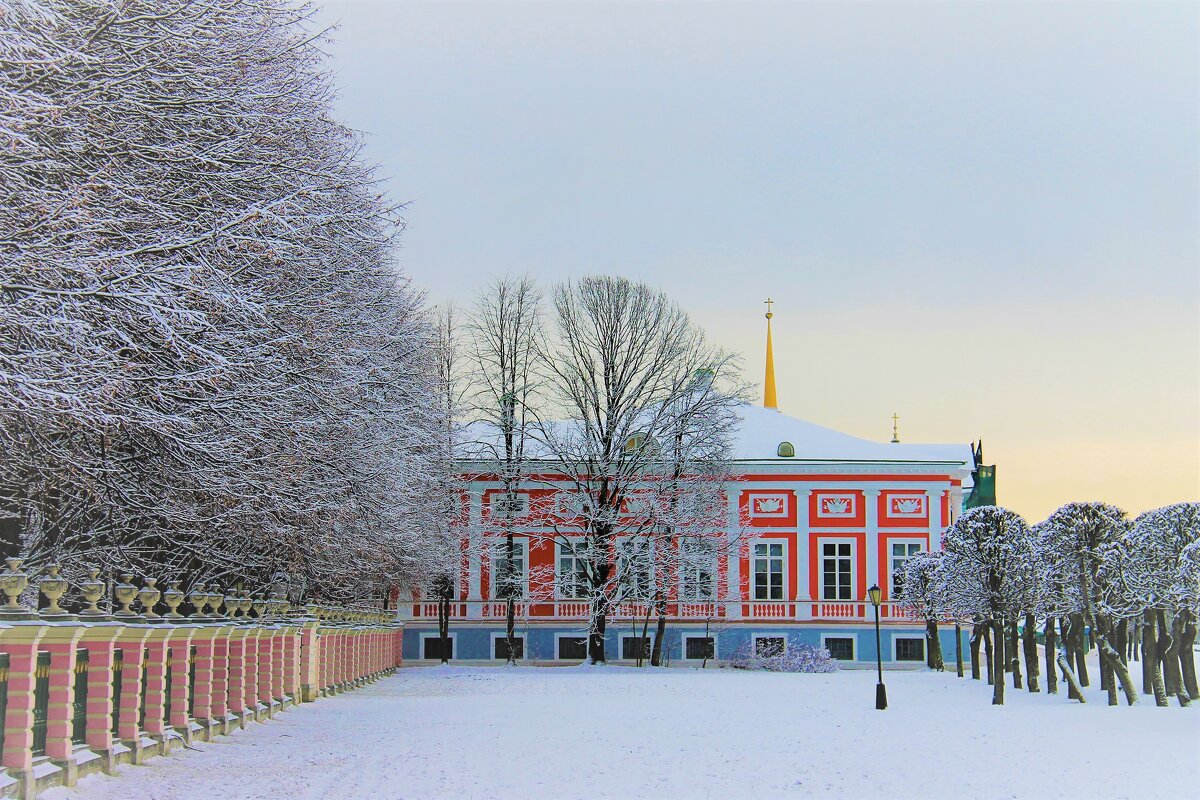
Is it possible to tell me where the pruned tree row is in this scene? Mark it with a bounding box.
[1,1,456,603]
[898,502,1199,707]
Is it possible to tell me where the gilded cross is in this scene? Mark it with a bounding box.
[764,297,774,318]
[891,412,900,444]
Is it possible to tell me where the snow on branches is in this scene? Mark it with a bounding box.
[0,1,453,603]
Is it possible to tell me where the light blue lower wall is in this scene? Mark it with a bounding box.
[403,623,974,665]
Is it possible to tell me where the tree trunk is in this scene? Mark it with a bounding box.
[969,622,983,681]
[701,615,712,669]
[991,619,1006,705]
[1044,617,1058,695]
[1093,616,1139,706]
[650,596,667,667]
[638,605,651,667]
[982,623,993,686]
[1178,610,1198,701]
[1162,611,1191,707]
[437,595,451,665]
[504,532,517,666]
[1070,614,1089,687]
[588,560,609,664]
[1022,612,1040,692]
[926,618,944,671]
[1008,619,1023,689]
[1056,645,1086,703]
[1116,618,1129,665]
[955,622,964,678]
[1141,610,1156,696]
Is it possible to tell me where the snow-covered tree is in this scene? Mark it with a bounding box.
[939,506,1038,704]
[1,1,453,603]
[1039,502,1139,705]
[1118,503,1200,705]
[897,551,945,671]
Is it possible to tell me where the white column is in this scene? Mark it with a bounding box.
[927,490,943,550]
[796,490,812,602]
[466,487,483,618]
[724,486,742,619]
[864,489,881,600]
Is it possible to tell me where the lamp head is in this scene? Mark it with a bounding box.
[867,584,883,607]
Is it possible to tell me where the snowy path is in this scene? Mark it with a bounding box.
[47,664,1198,800]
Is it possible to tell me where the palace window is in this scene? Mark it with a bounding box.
[755,636,786,658]
[491,539,527,600]
[685,636,715,660]
[617,538,653,601]
[557,636,588,660]
[557,545,590,599]
[752,542,785,601]
[890,542,923,598]
[422,636,453,661]
[821,542,853,601]
[493,636,525,660]
[679,539,717,601]
[621,636,651,660]
[824,637,854,661]
[896,637,925,662]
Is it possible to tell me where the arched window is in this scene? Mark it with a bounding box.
[777,441,795,458]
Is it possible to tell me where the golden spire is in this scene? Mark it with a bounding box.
[891,412,900,443]
[763,298,778,410]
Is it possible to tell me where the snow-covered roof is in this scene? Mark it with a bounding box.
[731,404,973,470]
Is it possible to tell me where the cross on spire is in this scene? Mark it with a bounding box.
[764,297,774,318]
[891,412,900,444]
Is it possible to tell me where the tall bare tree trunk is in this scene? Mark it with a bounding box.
[1141,610,1156,695]
[1163,611,1191,707]
[955,622,964,678]
[504,532,518,665]
[1008,619,1023,689]
[1069,614,1090,687]
[982,623,993,686]
[969,622,983,681]
[1022,612,1040,692]
[1056,643,1086,703]
[926,618,944,671]
[650,595,667,667]
[991,619,1006,705]
[1044,617,1058,694]
[1179,611,1198,700]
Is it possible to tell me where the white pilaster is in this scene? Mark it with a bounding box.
[864,489,881,598]
[927,490,943,551]
[796,490,812,601]
[466,487,483,618]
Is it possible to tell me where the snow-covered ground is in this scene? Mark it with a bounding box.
[47,662,1197,800]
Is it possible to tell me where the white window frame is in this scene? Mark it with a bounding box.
[821,632,858,661]
[819,538,857,602]
[554,631,589,661]
[888,539,925,597]
[682,633,719,661]
[616,537,655,601]
[419,631,458,661]
[678,538,718,601]
[892,634,926,663]
[489,537,529,599]
[555,541,590,600]
[752,632,788,658]
[751,539,787,601]
[489,631,526,661]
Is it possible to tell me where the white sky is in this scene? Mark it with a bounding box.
[313,0,1199,520]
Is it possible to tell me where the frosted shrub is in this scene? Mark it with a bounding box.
[724,642,838,673]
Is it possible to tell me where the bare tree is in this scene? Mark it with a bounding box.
[463,276,543,664]
[535,276,730,664]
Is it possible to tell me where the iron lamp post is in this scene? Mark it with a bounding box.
[868,584,887,710]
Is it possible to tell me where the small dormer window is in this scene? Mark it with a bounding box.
[777,441,795,458]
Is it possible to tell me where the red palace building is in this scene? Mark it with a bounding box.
[400,304,996,666]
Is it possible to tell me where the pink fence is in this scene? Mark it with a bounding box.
[0,560,403,799]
